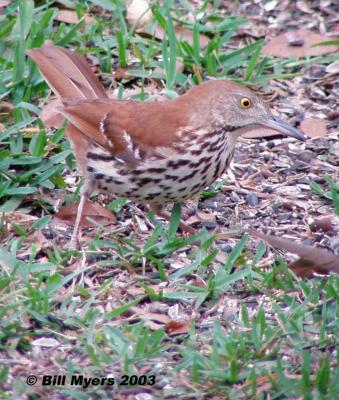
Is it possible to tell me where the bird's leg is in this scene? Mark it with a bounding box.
[149,204,197,235]
[68,185,90,250]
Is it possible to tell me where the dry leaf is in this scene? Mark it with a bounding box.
[126,1,209,48]
[262,29,338,58]
[0,100,15,113]
[126,286,145,296]
[0,0,11,10]
[40,98,65,129]
[6,211,38,225]
[126,0,152,28]
[17,230,48,258]
[296,1,313,13]
[185,215,201,225]
[147,24,209,47]
[154,58,185,75]
[31,337,60,347]
[300,118,328,138]
[173,25,209,47]
[142,312,171,324]
[138,311,172,330]
[113,66,131,80]
[238,23,267,39]
[196,211,215,222]
[54,200,116,228]
[250,230,339,277]
[144,320,166,330]
[326,61,339,74]
[55,9,93,25]
[165,320,190,336]
[310,217,334,233]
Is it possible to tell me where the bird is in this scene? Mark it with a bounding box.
[26,44,306,248]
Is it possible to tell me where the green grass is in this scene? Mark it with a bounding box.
[0,0,338,398]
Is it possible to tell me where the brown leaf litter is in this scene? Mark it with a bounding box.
[262,29,338,58]
[53,199,116,228]
[126,0,209,47]
[299,118,329,138]
[251,230,339,277]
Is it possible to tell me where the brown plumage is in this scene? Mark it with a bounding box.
[27,44,306,247]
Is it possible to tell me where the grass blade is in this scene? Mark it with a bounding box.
[168,203,182,240]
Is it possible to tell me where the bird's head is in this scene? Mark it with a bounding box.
[188,80,306,141]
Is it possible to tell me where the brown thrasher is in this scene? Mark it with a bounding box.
[27,45,306,247]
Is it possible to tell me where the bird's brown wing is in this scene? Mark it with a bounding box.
[60,98,191,164]
[27,44,191,164]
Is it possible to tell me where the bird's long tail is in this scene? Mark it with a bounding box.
[26,44,107,100]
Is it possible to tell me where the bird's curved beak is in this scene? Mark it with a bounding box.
[260,116,307,141]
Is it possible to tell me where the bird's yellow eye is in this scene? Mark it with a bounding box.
[240,98,251,109]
